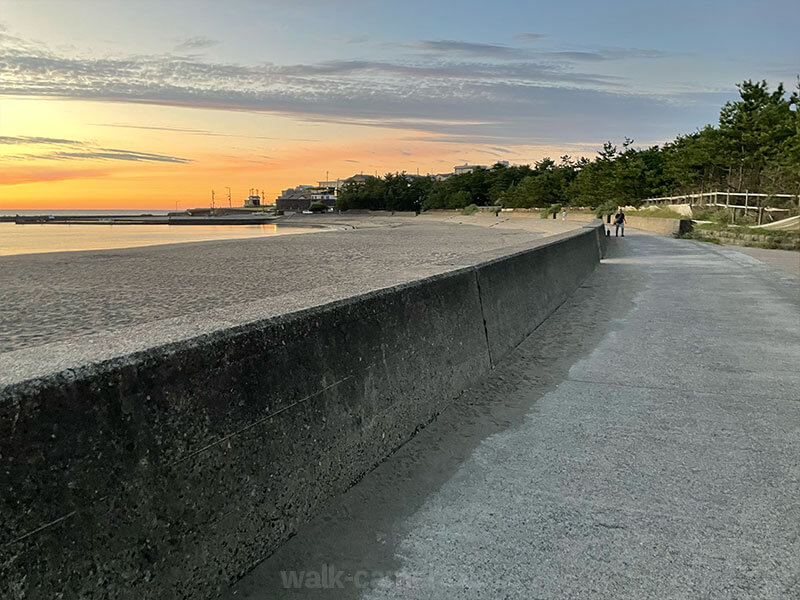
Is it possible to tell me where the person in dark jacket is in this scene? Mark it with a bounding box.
[614,208,626,237]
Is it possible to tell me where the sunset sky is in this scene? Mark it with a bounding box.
[1,0,797,209]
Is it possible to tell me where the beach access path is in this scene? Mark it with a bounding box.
[226,229,800,600]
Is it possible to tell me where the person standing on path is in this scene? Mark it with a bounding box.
[561,208,567,221]
[614,208,626,237]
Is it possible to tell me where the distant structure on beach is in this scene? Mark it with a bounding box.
[275,174,374,212]
[244,189,262,207]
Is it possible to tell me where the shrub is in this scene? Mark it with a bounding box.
[540,203,562,219]
[594,200,618,219]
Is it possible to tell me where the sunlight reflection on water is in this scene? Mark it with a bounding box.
[0,223,321,256]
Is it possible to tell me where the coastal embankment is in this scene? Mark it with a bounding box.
[1,218,605,599]
[418,208,692,237]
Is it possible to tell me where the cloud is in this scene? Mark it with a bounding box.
[489,146,512,154]
[91,122,318,141]
[0,31,711,146]
[407,39,670,63]
[553,48,673,61]
[547,51,606,62]
[1,135,191,164]
[50,149,192,163]
[0,136,84,146]
[412,40,529,59]
[175,36,220,51]
[93,123,228,136]
[515,33,547,42]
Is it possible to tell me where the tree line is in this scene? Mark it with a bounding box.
[336,80,799,213]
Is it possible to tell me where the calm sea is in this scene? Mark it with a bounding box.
[0,210,315,256]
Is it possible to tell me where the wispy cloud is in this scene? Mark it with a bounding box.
[515,33,547,42]
[411,40,529,59]
[91,122,318,141]
[1,135,191,164]
[0,29,705,146]
[50,149,192,163]
[175,36,220,51]
[0,136,84,146]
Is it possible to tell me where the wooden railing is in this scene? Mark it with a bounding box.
[642,191,799,209]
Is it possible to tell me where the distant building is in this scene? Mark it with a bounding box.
[317,179,343,189]
[453,163,487,175]
[341,174,373,186]
[244,194,261,207]
[276,185,336,212]
[276,174,377,212]
[310,187,336,206]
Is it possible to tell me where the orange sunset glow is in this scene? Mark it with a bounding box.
[1,95,589,209]
[0,97,482,209]
[2,1,795,210]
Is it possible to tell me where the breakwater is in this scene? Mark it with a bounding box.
[1,222,606,600]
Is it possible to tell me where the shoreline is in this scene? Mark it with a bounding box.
[0,221,330,258]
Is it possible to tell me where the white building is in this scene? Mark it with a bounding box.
[453,163,487,175]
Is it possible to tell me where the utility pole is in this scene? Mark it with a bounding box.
[211,189,215,210]
[225,186,231,208]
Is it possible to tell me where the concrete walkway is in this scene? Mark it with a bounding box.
[226,231,800,600]
[726,245,800,278]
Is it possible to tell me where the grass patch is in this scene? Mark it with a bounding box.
[695,222,799,239]
[691,235,722,245]
[632,208,685,219]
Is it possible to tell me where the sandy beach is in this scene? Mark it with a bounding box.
[0,214,582,354]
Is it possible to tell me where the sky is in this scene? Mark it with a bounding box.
[1,0,797,209]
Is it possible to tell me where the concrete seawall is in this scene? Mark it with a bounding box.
[556,212,692,236]
[1,222,606,600]
[423,209,691,237]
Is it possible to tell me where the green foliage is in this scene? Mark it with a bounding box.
[337,80,799,212]
[547,203,563,216]
[636,207,685,219]
[336,173,431,212]
[308,202,328,213]
[594,201,619,218]
[712,209,735,225]
[461,204,479,215]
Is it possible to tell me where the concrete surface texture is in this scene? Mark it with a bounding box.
[725,245,800,277]
[226,231,800,600]
[0,215,581,354]
[0,220,603,600]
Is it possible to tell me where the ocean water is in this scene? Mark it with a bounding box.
[0,210,316,256]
